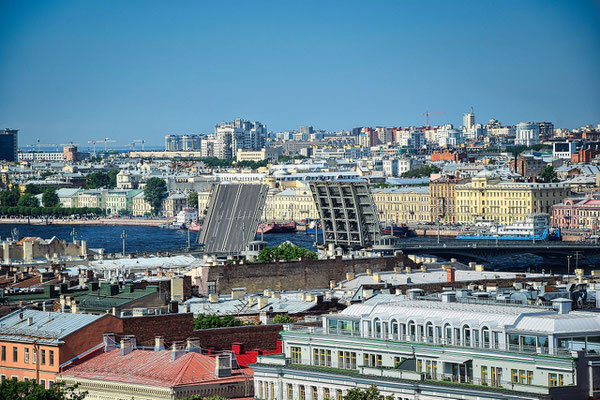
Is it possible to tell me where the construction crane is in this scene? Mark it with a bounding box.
[60,142,80,147]
[89,138,116,153]
[133,139,146,151]
[29,139,58,152]
[421,111,445,129]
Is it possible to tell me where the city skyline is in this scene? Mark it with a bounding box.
[1,0,600,146]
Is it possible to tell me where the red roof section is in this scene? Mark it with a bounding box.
[61,348,252,387]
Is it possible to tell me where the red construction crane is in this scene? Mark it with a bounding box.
[421,111,445,128]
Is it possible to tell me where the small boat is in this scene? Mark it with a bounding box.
[187,221,201,232]
[257,220,297,234]
[158,222,186,230]
[305,219,323,235]
[381,224,409,237]
[457,214,561,241]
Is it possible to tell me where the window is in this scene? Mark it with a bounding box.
[527,370,533,385]
[336,389,343,400]
[270,382,274,400]
[41,350,46,365]
[32,348,36,364]
[491,367,502,387]
[312,386,318,400]
[48,381,54,389]
[313,348,331,367]
[291,347,302,364]
[12,347,17,362]
[548,373,564,387]
[394,356,404,368]
[1,346,5,361]
[49,350,54,366]
[24,348,29,364]
[363,353,382,367]
[24,377,29,382]
[40,380,46,389]
[481,366,488,385]
[338,351,356,369]
[287,384,293,400]
[511,369,518,383]
[258,381,263,399]
[519,370,526,384]
[299,385,305,400]
[324,388,330,400]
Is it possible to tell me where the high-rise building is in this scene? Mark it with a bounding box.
[165,134,202,151]
[462,107,475,131]
[214,118,267,159]
[0,128,18,162]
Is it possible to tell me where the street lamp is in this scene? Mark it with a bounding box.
[121,230,127,257]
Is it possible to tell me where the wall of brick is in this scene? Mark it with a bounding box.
[119,312,194,347]
[207,254,416,294]
[190,324,285,351]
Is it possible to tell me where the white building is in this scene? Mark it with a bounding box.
[253,295,600,400]
[553,141,576,160]
[516,122,540,146]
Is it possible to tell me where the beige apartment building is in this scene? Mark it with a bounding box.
[371,187,431,224]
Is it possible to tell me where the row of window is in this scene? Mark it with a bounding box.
[0,345,54,366]
[0,375,54,389]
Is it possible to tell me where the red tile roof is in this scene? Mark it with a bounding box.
[61,348,252,387]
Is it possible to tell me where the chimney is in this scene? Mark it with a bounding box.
[103,333,117,352]
[71,300,80,314]
[27,316,34,326]
[171,342,186,360]
[154,336,165,351]
[120,335,136,356]
[446,267,455,283]
[553,298,572,315]
[393,267,402,274]
[257,296,268,309]
[421,265,427,272]
[186,338,200,353]
[405,266,412,274]
[329,280,336,290]
[366,269,372,276]
[208,293,219,303]
[441,292,456,303]
[372,273,380,283]
[215,354,232,377]
[345,272,355,281]
[231,287,246,299]
[475,264,485,272]
[263,289,273,297]
[231,342,244,354]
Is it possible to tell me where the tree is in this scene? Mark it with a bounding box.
[85,172,110,189]
[144,177,168,214]
[188,191,198,209]
[107,170,119,188]
[540,165,558,183]
[193,313,243,330]
[343,385,394,400]
[42,188,60,207]
[0,379,87,400]
[0,188,20,207]
[400,165,440,178]
[18,193,39,208]
[271,314,293,324]
[257,242,318,263]
[25,184,43,195]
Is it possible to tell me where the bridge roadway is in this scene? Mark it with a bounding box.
[393,240,600,262]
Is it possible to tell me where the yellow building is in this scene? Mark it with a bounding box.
[456,172,570,224]
[132,192,152,216]
[371,187,431,224]
[262,188,318,222]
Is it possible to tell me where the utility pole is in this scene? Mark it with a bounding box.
[574,251,582,271]
[187,227,191,251]
[121,230,127,257]
[567,255,572,278]
[70,227,77,244]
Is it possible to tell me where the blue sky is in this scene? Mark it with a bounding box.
[1,0,599,147]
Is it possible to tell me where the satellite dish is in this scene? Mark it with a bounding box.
[19,312,23,320]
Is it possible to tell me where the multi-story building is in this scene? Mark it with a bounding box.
[515,122,540,146]
[372,187,431,224]
[214,118,267,159]
[162,193,188,218]
[253,295,599,400]
[18,152,65,161]
[236,148,282,162]
[430,150,467,163]
[430,176,468,223]
[132,192,153,216]
[0,308,121,388]
[262,189,318,222]
[456,171,570,224]
[63,145,79,162]
[511,154,548,178]
[0,128,18,162]
[165,134,202,151]
[77,190,103,209]
[552,197,600,231]
[553,142,576,160]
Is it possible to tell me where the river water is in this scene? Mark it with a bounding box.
[0,224,596,272]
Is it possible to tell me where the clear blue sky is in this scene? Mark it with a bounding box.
[1,0,599,147]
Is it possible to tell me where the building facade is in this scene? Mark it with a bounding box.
[253,296,598,400]
[0,129,18,162]
[372,187,431,224]
[456,173,569,224]
[429,177,467,223]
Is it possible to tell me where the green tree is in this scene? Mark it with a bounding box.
[0,379,87,400]
[193,313,243,330]
[188,191,198,209]
[144,177,168,214]
[25,184,43,195]
[85,172,111,188]
[108,170,119,188]
[18,193,39,208]
[540,165,558,183]
[42,188,60,207]
[0,188,20,207]
[343,385,394,400]
[271,313,293,324]
[400,165,440,178]
[256,243,317,263]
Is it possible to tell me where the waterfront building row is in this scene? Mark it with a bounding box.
[552,196,600,230]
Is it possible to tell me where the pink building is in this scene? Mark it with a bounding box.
[552,197,600,230]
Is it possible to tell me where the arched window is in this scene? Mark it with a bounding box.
[390,319,399,339]
[462,325,471,346]
[444,323,452,345]
[425,322,434,343]
[481,327,490,348]
[374,318,382,338]
[408,320,417,340]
